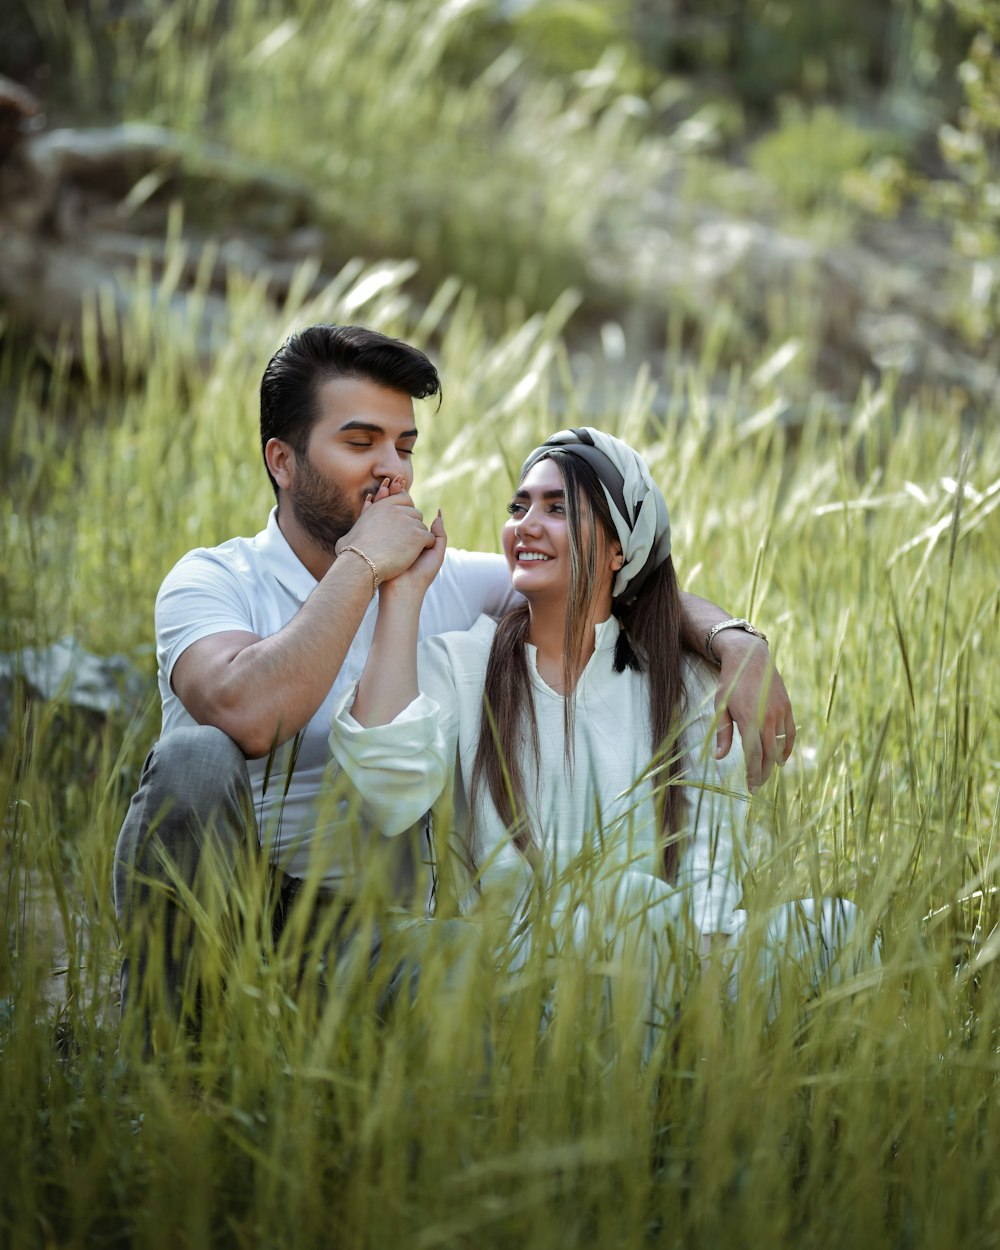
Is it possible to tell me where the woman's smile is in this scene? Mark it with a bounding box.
[502,459,571,598]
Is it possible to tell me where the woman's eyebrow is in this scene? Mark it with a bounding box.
[512,487,565,500]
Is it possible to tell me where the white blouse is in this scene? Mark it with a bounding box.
[330,615,748,949]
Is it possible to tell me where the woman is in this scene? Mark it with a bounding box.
[330,428,868,1020]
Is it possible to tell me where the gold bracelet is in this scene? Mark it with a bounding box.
[339,545,381,597]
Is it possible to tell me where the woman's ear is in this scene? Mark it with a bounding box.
[610,542,624,572]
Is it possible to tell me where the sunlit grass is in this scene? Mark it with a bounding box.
[1,245,999,1246]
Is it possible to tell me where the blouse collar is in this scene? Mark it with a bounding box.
[525,614,622,697]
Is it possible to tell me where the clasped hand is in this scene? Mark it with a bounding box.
[336,476,445,591]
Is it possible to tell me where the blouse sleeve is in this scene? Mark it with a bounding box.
[328,637,461,837]
[676,661,750,935]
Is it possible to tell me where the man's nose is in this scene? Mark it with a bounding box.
[373,445,406,480]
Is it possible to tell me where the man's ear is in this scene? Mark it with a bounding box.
[265,438,295,490]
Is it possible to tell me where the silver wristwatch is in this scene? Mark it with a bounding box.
[705,618,769,665]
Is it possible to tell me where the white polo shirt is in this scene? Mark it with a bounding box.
[155,506,518,889]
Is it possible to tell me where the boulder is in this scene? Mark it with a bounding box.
[0,638,151,741]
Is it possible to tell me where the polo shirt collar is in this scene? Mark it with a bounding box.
[258,506,318,601]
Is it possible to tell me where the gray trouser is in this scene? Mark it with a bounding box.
[113,725,257,1032]
[113,725,395,1043]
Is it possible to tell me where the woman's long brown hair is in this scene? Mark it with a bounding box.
[470,451,689,881]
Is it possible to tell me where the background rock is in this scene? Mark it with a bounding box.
[0,638,151,741]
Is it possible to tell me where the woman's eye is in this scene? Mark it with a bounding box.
[397,447,415,458]
[506,502,525,516]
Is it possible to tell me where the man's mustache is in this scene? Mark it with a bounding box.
[361,479,404,503]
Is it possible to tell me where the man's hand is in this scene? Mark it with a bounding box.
[335,476,434,581]
[713,634,796,792]
[170,480,438,759]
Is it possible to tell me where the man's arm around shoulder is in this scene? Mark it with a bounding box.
[679,591,796,792]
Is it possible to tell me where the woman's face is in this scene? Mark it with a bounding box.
[503,458,620,605]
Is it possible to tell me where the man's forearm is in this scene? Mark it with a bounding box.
[677,589,795,789]
[186,554,378,758]
[177,491,438,757]
[679,591,743,661]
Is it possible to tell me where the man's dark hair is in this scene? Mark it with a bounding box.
[259,324,441,496]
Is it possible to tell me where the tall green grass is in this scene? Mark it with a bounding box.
[32,0,667,312]
[1,256,998,1245]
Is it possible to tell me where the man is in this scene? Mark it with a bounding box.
[114,323,795,1026]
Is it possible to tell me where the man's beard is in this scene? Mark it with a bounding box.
[287,453,371,556]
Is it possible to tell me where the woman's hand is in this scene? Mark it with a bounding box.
[380,506,447,601]
[350,482,447,730]
[350,487,445,729]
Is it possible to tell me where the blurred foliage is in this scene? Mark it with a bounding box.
[750,103,903,214]
[841,155,910,217]
[627,0,956,109]
[510,0,637,79]
[444,0,649,91]
[920,0,1000,346]
[1,0,995,411]
[4,0,973,132]
[26,0,663,313]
